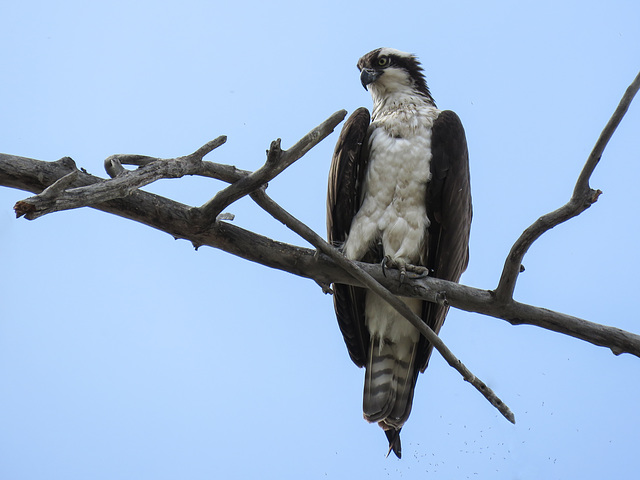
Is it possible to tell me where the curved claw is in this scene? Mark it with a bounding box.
[381,256,390,278]
[398,261,407,285]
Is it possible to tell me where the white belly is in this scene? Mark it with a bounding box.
[343,105,440,341]
[343,107,438,265]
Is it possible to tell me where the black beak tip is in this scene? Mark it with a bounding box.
[360,68,381,91]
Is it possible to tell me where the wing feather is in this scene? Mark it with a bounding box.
[327,107,371,367]
[417,110,473,372]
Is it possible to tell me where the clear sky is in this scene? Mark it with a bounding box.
[1,0,639,478]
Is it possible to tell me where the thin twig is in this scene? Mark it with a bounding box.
[575,70,640,194]
[196,110,347,226]
[495,71,640,302]
[104,137,229,180]
[104,155,159,178]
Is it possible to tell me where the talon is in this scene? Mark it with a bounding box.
[381,256,391,277]
[399,262,407,285]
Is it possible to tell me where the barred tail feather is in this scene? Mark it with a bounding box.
[363,336,419,458]
[363,337,396,421]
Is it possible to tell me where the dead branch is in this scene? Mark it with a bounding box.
[495,70,640,302]
[196,110,347,227]
[14,136,227,220]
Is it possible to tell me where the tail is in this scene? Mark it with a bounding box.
[363,336,419,458]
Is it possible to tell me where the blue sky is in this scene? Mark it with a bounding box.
[1,0,639,478]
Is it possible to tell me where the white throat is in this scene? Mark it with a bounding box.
[370,86,431,120]
[368,70,433,120]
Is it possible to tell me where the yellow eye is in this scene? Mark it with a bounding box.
[378,56,389,67]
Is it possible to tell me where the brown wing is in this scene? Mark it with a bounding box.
[417,110,473,372]
[326,107,371,367]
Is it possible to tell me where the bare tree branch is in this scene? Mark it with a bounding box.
[104,154,156,177]
[13,136,227,220]
[495,70,640,302]
[196,110,347,226]
[575,70,640,194]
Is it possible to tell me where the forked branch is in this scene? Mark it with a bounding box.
[196,110,347,227]
[14,136,228,220]
[495,70,640,302]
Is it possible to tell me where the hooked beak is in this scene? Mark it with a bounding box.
[360,68,382,90]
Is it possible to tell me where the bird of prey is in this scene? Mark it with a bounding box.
[327,48,472,458]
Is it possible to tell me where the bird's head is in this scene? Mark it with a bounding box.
[357,48,434,104]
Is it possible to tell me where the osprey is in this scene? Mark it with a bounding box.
[327,48,472,458]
